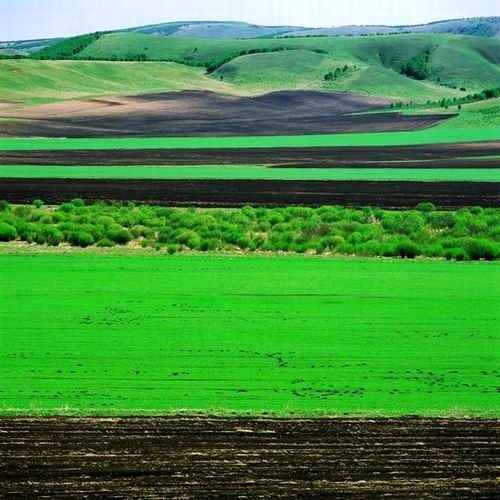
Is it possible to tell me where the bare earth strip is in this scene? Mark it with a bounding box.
[0,178,498,208]
[0,90,453,138]
[0,418,498,498]
[1,142,498,167]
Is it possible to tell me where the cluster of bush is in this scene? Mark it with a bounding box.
[0,200,498,261]
[324,65,355,82]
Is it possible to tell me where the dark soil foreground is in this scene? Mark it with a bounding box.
[0,90,453,137]
[1,142,499,167]
[0,418,498,499]
[1,178,498,209]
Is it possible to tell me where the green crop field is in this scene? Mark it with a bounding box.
[1,165,499,182]
[2,127,498,151]
[0,254,498,417]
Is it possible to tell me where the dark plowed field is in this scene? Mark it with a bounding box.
[1,178,498,208]
[0,90,454,137]
[0,418,498,498]
[2,142,498,167]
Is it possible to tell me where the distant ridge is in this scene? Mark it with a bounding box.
[122,21,304,39]
[1,17,498,55]
[281,17,500,39]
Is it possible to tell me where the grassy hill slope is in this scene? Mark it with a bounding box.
[0,59,238,106]
[213,51,459,100]
[213,49,341,91]
[72,32,499,101]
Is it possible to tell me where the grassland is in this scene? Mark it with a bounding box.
[1,165,499,182]
[3,33,498,107]
[0,59,238,106]
[1,127,498,150]
[73,32,499,100]
[436,98,500,130]
[0,254,498,416]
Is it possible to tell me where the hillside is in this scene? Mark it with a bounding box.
[71,32,500,101]
[0,59,238,106]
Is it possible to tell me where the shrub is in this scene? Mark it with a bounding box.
[416,202,435,213]
[106,228,132,245]
[16,222,35,242]
[175,230,198,246]
[80,224,104,241]
[13,206,33,219]
[60,203,75,213]
[0,200,10,211]
[35,225,63,246]
[444,248,467,261]
[396,239,418,259]
[327,235,345,249]
[97,238,115,248]
[96,216,115,226]
[68,231,94,248]
[32,199,45,209]
[429,212,456,229]
[0,213,17,226]
[167,244,179,255]
[422,244,444,258]
[462,239,497,261]
[0,222,17,241]
[70,198,85,207]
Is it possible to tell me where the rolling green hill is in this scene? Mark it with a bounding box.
[71,32,500,101]
[213,52,459,99]
[0,59,239,106]
[212,49,341,91]
[4,32,499,106]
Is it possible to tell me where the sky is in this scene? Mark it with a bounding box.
[1,0,498,40]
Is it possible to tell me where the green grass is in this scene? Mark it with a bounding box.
[215,52,458,101]
[75,32,499,100]
[2,33,497,108]
[1,165,499,182]
[1,127,498,151]
[213,49,342,92]
[436,99,500,130]
[0,254,498,417]
[0,59,238,106]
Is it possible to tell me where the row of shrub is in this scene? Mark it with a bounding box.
[391,86,500,110]
[0,200,498,261]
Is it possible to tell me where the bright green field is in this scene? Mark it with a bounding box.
[1,165,499,182]
[0,254,498,417]
[1,127,498,151]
